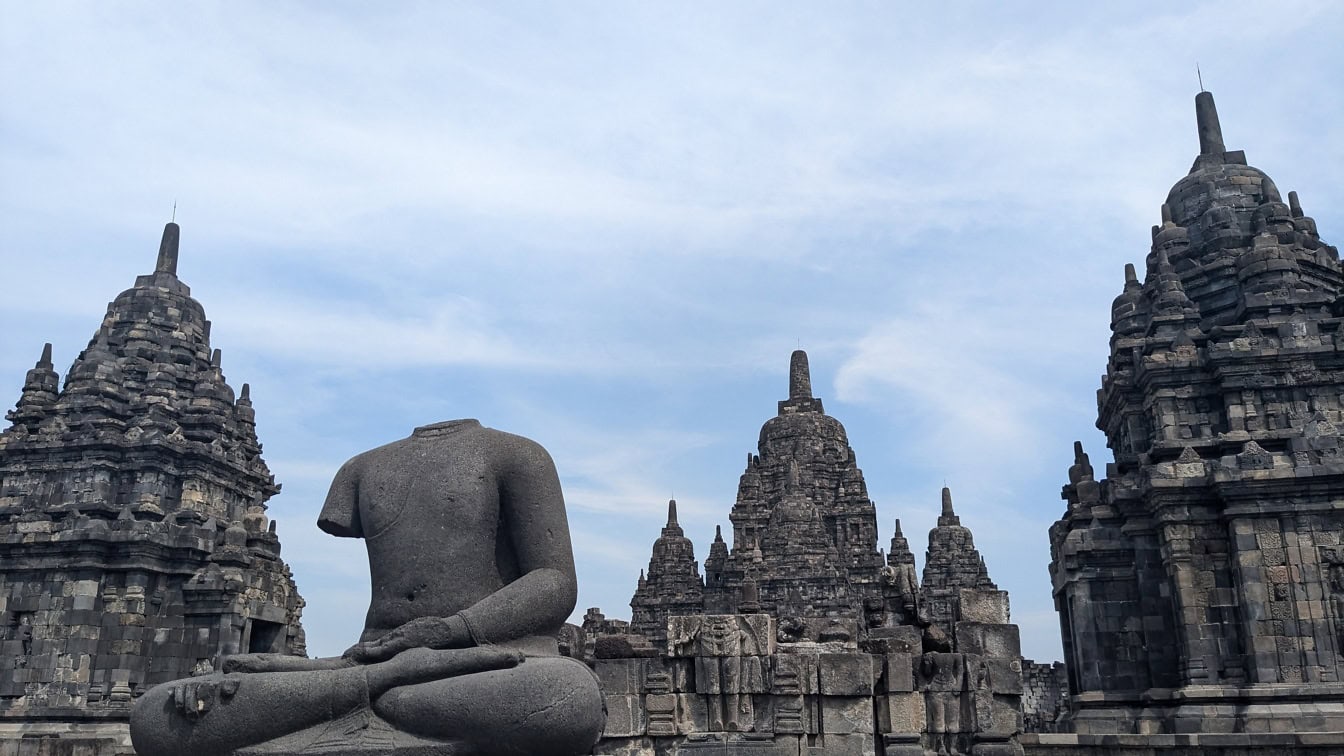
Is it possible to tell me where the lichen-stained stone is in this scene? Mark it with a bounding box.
[818,652,876,696]
[605,695,648,738]
[958,589,1010,625]
[884,691,927,734]
[820,696,873,734]
[593,736,655,756]
[595,658,647,695]
[810,731,874,755]
[885,653,915,693]
[954,624,1021,658]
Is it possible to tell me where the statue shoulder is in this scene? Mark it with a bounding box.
[479,428,555,467]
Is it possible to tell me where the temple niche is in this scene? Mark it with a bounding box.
[0,224,306,751]
[586,351,1026,756]
[1043,91,1344,752]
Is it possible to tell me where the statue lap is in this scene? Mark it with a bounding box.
[132,654,603,756]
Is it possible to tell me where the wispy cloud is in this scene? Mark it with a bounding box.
[2,1,1341,665]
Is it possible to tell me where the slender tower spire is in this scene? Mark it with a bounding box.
[789,349,812,400]
[1195,91,1225,155]
[666,498,678,527]
[155,222,181,276]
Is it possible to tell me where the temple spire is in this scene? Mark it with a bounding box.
[38,342,53,369]
[1195,91,1225,155]
[941,486,955,517]
[789,349,812,400]
[155,222,180,276]
[666,499,678,527]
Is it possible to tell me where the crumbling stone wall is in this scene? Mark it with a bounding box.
[1021,660,1067,733]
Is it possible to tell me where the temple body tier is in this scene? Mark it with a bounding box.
[130,420,605,756]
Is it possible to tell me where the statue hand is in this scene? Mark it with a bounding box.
[345,615,470,663]
[170,676,241,720]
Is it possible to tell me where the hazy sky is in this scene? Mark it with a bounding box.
[2,2,1341,663]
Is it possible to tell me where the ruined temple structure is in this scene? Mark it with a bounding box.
[0,224,306,750]
[1043,91,1344,752]
[588,351,1026,755]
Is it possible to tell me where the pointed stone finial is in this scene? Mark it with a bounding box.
[240,383,251,402]
[37,343,53,369]
[211,349,222,368]
[1157,247,1175,273]
[1124,263,1138,285]
[893,518,904,536]
[1195,91,1225,155]
[714,524,724,542]
[1161,204,1173,225]
[789,349,812,400]
[666,499,678,527]
[739,579,761,613]
[1073,440,1085,463]
[1289,191,1304,219]
[941,487,954,517]
[155,222,180,276]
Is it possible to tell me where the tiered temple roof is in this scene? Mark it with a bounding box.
[1049,90,1344,738]
[0,223,305,727]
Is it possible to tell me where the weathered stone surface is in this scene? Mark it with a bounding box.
[1046,90,1344,738]
[585,351,1025,754]
[0,224,305,749]
[130,421,604,755]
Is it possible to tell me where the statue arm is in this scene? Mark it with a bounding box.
[456,436,578,645]
[316,458,362,538]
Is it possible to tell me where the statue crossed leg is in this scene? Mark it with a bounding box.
[131,421,606,755]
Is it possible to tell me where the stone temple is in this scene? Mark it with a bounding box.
[586,350,1026,755]
[0,224,306,751]
[1,90,1341,756]
[1040,91,1344,752]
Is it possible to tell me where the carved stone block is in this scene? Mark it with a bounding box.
[885,653,914,693]
[885,692,926,734]
[595,658,646,695]
[604,694,647,737]
[954,623,1020,658]
[818,653,875,696]
[820,696,873,734]
[958,589,1010,624]
[771,653,819,695]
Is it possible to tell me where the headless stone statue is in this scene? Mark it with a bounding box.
[131,420,605,756]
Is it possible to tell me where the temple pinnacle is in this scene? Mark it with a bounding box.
[941,486,955,517]
[1195,91,1225,155]
[155,222,181,276]
[789,349,812,400]
[38,343,53,369]
[714,524,724,542]
[666,499,678,527]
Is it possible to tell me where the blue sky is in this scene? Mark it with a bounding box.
[1,2,1340,663]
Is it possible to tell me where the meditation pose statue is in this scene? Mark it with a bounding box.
[131,420,606,755]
